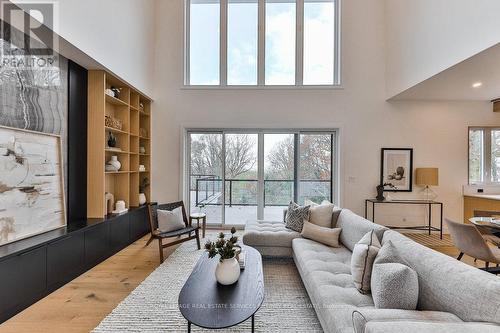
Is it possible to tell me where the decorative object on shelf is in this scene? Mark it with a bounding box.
[376,183,397,201]
[139,178,150,205]
[105,192,115,214]
[205,228,242,285]
[110,86,121,98]
[139,102,144,110]
[107,132,117,148]
[0,126,66,246]
[139,164,146,172]
[416,168,439,200]
[139,146,146,154]
[106,155,121,172]
[112,200,128,214]
[105,88,115,97]
[380,148,413,192]
[105,115,123,131]
[139,128,148,138]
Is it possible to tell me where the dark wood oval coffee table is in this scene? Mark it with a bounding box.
[178,245,264,332]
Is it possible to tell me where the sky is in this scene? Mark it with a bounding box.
[189,0,335,85]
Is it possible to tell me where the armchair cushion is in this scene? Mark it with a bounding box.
[158,207,186,233]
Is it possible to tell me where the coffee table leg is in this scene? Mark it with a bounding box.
[187,321,191,333]
[251,314,254,332]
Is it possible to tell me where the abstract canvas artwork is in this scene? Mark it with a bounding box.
[0,126,66,246]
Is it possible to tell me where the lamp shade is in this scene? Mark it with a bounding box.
[415,168,439,186]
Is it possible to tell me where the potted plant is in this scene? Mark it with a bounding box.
[139,177,150,205]
[205,227,241,285]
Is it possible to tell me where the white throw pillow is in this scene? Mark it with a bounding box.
[157,208,185,233]
[301,221,341,247]
[351,230,381,294]
[304,199,335,228]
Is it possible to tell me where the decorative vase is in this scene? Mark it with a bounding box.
[139,193,147,205]
[108,132,117,148]
[215,257,240,285]
[107,156,121,171]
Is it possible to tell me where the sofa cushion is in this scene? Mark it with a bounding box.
[243,220,301,249]
[351,308,462,333]
[301,221,341,247]
[336,209,387,251]
[383,230,500,324]
[285,202,310,232]
[371,241,419,310]
[364,321,500,333]
[305,200,335,228]
[351,231,381,294]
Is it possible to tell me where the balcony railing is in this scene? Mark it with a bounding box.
[192,176,331,207]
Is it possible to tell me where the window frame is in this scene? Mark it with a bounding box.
[183,128,340,228]
[468,126,500,185]
[183,0,342,88]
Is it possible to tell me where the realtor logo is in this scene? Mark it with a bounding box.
[1,0,59,70]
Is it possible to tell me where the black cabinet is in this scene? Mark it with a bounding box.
[85,222,110,267]
[129,206,149,241]
[47,233,85,288]
[0,246,47,321]
[109,214,130,253]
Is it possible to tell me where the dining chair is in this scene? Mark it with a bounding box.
[146,201,201,263]
[446,219,500,271]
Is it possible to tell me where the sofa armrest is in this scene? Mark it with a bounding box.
[352,308,462,333]
[364,321,500,333]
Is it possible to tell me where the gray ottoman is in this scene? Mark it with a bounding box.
[242,220,301,257]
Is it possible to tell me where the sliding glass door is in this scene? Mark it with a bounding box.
[187,130,336,227]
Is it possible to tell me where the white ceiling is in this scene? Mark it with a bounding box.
[390,42,500,101]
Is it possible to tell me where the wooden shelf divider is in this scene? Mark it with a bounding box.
[87,70,152,218]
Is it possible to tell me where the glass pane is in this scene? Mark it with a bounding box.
[189,133,223,224]
[265,0,296,85]
[224,134,258,225]
[189,0,220,85]
[228,0,258,85]
[469,129,483,183]
[299,134,332,204]
[303,0,335,85]
[492,130,500,182]
[264,134,295,220]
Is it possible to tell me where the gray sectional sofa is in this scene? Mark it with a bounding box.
[242,209,500,333]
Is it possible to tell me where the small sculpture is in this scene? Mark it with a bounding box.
[376,183,397,201]
[108,132,117,148]
[105,192,115,214]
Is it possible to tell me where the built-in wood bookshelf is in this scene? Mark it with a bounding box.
[87,71,152,218]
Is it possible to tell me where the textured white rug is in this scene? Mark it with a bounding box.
[93,234,322,332]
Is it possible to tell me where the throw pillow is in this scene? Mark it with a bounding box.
[304,199,343,228]
[371,241,419,310]
[301,221,341,247]
[351,230,381,294]
[285,202,310,232]
[157,208,185,233]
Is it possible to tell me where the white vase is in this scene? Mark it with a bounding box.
[215,257,240,285]
[139,193,147,205]
[107,155,121,171]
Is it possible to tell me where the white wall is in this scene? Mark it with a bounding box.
[385,0,500,99]
[151,0,500,228]
[51,0,156,96]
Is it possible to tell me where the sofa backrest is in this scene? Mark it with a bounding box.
[336,209,388,251]
[383,230,500,324]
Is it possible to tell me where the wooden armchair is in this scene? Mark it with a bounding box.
[146,201,201,263]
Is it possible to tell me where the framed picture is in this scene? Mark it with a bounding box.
[0,125,66,246]
[380,148,413,192]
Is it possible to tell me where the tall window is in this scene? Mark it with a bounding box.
[468,127,500,184]
[187,130,337,226]
[185,0,340,87]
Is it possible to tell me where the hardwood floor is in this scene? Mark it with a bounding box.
[0,232,493,333]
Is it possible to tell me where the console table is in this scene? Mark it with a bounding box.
[364,199,443,239]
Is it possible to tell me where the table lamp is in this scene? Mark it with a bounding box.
[416,168,439,200]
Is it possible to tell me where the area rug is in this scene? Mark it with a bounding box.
[92,234,322,332]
